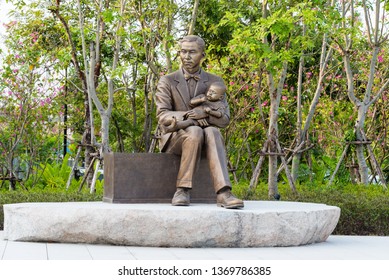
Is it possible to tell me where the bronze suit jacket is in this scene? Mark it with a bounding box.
[156,68,230,152]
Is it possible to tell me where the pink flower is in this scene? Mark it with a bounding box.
[306,72,313,79]
[229,81,235,86]
[378,56,384,63]
[261,100,269,107]
[282,95,288,101]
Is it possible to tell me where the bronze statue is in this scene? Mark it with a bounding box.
[155,35,244,209]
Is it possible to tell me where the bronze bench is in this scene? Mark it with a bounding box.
[103,153,216,203]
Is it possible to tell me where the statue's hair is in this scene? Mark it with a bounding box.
[210,81,227,94]
[178,35,206,52]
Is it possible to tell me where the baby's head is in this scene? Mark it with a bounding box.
[206,82,226,101]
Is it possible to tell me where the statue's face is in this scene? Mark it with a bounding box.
[207,86,223,101]
[179,41,204,73]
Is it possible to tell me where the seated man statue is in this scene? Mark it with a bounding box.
[155,35,244,209]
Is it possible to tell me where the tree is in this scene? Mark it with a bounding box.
[219,1,319,198]
[290,1,335,182]
[0,15,63,189]
[331,0,388,186]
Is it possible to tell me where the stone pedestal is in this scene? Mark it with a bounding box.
[103,153,216,203]
[3,201,340,248]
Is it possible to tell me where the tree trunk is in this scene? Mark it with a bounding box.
[291,33,332,181]
[291,41,304,182]
[188,0,200,35]
[101,113,111,154]
[267,62,287,199]
[113,116,125,152]
[355,106,369,184]
[267,74,279,198]
[8,158,15,191]
[268,133,278,199]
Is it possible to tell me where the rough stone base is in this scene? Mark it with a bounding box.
[3,201,340,248]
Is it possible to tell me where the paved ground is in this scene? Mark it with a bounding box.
[1,231,388,260]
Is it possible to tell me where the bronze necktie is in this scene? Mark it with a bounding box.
[184,73,200,81]
[185,74,200,98]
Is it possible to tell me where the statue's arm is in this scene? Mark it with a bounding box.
[156,76,187,126]
[207,100,229,128]
[190,94,207,107]
[205,107,223,118]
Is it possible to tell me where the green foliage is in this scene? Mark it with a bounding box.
[38,154,73,189]
[20,154,104,192]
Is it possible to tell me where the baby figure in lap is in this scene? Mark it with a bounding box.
[161,81,227,133]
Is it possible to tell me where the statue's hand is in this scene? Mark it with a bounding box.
[197,118,209,127]
[186,108,208,120]
[161,116,178,133]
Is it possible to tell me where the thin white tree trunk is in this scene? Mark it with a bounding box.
[188,0,200,35]
[77,0,126,155]
[267,62,288,198]
[355,106,369,184]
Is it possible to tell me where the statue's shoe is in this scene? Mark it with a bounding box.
[172,188,190,206]
[217,190,244,209]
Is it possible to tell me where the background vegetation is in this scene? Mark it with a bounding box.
[0,0,388,235]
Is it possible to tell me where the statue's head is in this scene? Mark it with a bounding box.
[207,82,226,101]
[178,35,206,74]
[178,35,206,52]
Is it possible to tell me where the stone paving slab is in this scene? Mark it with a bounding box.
[2,241,47,260]
[1,231,389,260]
[86,244,136,260]
[46,243,93,260]
[3,201,340,248]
